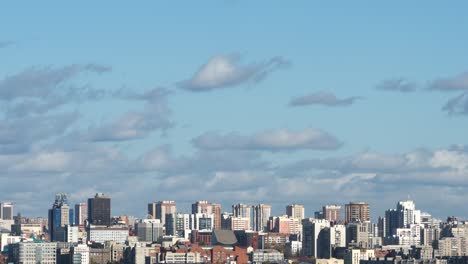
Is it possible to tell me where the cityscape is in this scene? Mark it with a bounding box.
[2,1,468,264]
[1,195,468,264]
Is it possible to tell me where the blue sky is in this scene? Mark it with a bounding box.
[1,1,468,219]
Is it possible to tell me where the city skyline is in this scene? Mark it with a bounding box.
[1,1,468,219]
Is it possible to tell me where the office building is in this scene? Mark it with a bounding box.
[0,202,13,220]
[135,219,164,242]
[345,202,370,223]
[323,205,341,222]
[71,244,90,264]
[74,203,87,228]
[227,216,251,231]
[269,215,301,235]
[9,242,57,264]
[87,225,129,244]
[148,201,176,226]
[166,213,191,237]
[48,193,73,242]
[232,203,251,228]
[346,222,370,248]
[88,193,111,226]
[287,204,305,220]
[396,200,421,227]
[191,201,222,230]
[253,204,271,232]
[385,209,399,237]
[191,213,215,231]
[302,218,330,258]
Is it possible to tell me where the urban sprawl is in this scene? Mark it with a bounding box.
[0,194,465,264]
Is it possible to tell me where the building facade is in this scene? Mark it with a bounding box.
[88,193,111,226]
[345,202,370,223]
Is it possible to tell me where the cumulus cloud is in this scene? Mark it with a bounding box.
[178,54,290,91]
[289,91,362,107]
[192,128,342,151]
[76,88,172,142]
[4,140,468,218]
[375,78,417,92]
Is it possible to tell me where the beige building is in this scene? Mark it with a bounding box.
[286,204,305,220]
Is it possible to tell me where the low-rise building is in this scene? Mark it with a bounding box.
[8,242,57,264]
[251,249,284,263]
[87,225,129,244]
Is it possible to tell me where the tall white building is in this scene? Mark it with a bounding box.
[397,200,421,227]
[302,218,330,258]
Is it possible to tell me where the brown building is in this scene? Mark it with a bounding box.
[210,246,248,264]
[345,202,370,223]
[190,230,212,246]
[323,205,341,222]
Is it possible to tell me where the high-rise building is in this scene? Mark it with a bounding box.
[377,216,386,240]
[191,201,222,230]
[74,203,87,228]
[88,193,111,226]
[302,218,330,258]
[253,204,271,232]
[345,202,370,223]
[385,209,399,238]
[148,201,176,226]
[191,213,215,231]
[135,219,164,242]
[286,204,305,220]
[228,216,251,231]
[396,200,421,227]
[232,204,251,228]
[48,193,73,242]
[166,213,191,238]
[0,202,13,220]
[323,205,341,222]
[346,222,370,248]
[269,215,301,235]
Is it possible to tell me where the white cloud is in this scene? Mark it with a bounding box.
[178,54,289,91]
